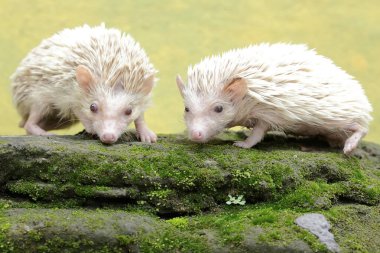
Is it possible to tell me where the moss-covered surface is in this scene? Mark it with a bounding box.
[0,132,379,252]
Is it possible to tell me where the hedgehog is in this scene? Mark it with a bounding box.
[11,24,157,144]
[176,43,373,154]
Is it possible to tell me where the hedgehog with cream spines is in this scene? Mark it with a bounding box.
[176,43,372,154]
[12,24,157,144]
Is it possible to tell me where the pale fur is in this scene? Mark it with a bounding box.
[179,43,372,153]
[11,24,157,142]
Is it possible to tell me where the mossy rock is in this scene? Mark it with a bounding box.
[0,132,379,252]
[0,203,379,252]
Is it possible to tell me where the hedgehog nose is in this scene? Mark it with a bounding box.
[100,133,117,144]
[191,130,203,141]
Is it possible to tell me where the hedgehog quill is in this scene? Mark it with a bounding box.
[177,43,372,154]
[12,24,157,144]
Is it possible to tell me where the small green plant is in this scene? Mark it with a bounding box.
[226,194,246,205]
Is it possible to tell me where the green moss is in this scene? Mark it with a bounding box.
[248,207,279,225]
[0,203,379,252]
[279,181,341,210]
[258,230,282,241]
[0,208,212,253]
[115,235,136,247]
[340,178,380,205]
[166,217,189,229]
[6,180,62,201]
[0,216,13,253]
[74,185,136,199]
[1,134,379,214]
[0,200,11,210]
[325,204,380,252]
[147,189,172,200]
[139,229,210,253]
[184,204,329,251]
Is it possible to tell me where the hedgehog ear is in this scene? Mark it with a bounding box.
[76,65,94,92]
[222,78,247,102]
[140,75,155,95]
[176,75,185,98]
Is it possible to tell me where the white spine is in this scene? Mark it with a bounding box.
[186,43,372,132]
[11,24,157,123]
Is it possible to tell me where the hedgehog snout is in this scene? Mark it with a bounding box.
[97,120,122,144]
[190,129,204,141]
[100,133,117,144]
[186,118,213,142]
[188,125,211,142]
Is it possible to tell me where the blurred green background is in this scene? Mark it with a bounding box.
[0,0,379,143]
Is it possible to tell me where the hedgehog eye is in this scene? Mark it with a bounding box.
[185,107,190,112]
[214,105,223,113]
[90,103,98,113]
[125,108,132,116]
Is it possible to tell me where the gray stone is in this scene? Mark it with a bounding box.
[295,213,340,252]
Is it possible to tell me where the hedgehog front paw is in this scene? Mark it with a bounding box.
[233,141,253,149]
[343,143,355,155]
[136,127,157,143]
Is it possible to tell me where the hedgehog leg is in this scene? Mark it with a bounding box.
[134,114,157,143]
[18,118,26,128]
[24,107,51,136]
[234,120,270,149]
[343,124,367,155]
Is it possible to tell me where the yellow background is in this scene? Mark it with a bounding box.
[0,0,379,143]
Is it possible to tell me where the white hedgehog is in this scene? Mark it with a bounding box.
[11,24,157,144]
[176,43,373,154]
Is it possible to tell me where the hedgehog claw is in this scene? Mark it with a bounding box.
[233,141,252,149]
[136,127,157,143]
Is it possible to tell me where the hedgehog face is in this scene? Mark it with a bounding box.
[177,75,247,143]
[75,65,153,144]
[182,95,237,142]
[78,91,143,144]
